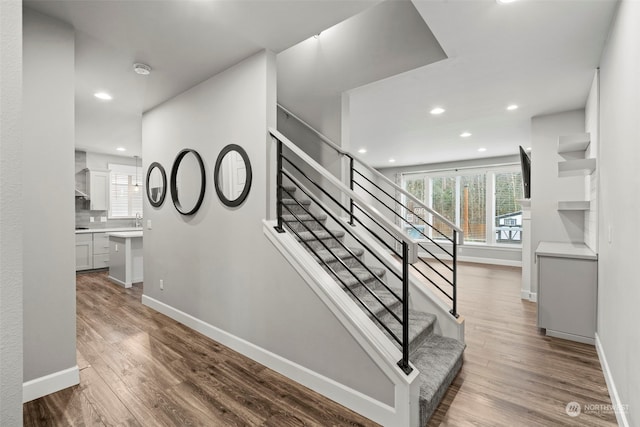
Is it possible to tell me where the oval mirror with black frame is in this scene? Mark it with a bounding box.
[170,149,206,216]
[146,162,167,208]
[214,144,252,208]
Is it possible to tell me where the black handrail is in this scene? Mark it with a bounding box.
[273,136,412,374]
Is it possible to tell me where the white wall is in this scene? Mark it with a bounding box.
[596,2,640,424]
[22,8,78,390]
[0,0,23,423]
[142,51,394,406]
[530,109,585,294]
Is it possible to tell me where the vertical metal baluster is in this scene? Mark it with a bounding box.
[275,139,285,233]
[349,156,355,226]
[450,230,458,317]
[397,241,413,375]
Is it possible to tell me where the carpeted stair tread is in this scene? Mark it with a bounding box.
[347,285,402,317]
[310,247,365,266]
[281,185,297,195]
[332,267,386,288]
[413,335,465,426]
[281,213,327,223]
[295,229,345,242]
[377,310,436,354]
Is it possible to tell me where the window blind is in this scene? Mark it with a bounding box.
[108,163,143,218]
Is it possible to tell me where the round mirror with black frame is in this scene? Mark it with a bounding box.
[214,144,252,208]
[146,162,167,208]
[170,149,206,216]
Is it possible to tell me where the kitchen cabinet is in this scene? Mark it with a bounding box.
[92,232,110,269]
[87,169,110,211]
[536,241,597,344]
[75,234,93,270]
[107,231,143,288]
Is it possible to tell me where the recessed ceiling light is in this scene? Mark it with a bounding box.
[116,147,126,152]
[497,0,519,4]
[507,104,519,111]
[133,63,152,75]
[460,132,472,138]
[478,148,487,152]
[526,147,532,151]
[430,107,445,115]
[94,92,112,101]
[358,148,367,154]
[389,158,396,163]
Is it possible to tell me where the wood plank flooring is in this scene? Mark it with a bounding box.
[422,262,617,427]
[23,263,617,426]
[24,272,378,427]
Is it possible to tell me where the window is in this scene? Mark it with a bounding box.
[402,165,522,246]
[108,163,143,218]
[495,171,524,244]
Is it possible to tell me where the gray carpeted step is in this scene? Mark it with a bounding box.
[311,247,365,272]
[280,185,297,196]
[413,335,465,425]
[282,213,327,232]
[377,310,436,355]
[281,198,312,215]
[330,267,386,289]
[295,229,345,250]
[347,285,403,318]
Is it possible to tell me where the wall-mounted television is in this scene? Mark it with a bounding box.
[519,146,531,199]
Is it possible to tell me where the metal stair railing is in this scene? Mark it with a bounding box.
[271,128,416,375]
[277,104,464,318]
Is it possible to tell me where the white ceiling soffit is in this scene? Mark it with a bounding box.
[348,0,618,168]
[277,0,447,143]
[24,0,381,156]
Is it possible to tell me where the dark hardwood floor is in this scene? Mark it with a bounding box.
[24,263,617,426]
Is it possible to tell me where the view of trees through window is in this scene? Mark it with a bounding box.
[402,167,523,245]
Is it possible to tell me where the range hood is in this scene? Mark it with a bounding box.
[75,188,89,199]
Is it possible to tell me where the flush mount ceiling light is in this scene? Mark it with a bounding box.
[460,132,472,138]
[430,107,445,115]
[478,147,487,152]
[116,147,126,152]
[133,63,152,75]
[507,104,519,111]
[358,148,367,154]
[94,92,112,101]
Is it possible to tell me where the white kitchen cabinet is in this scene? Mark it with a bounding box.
[75,234,93,271]
[86,169,110,211]
[92,232,110,269]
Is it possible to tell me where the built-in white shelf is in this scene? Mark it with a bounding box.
[558,158,596,177]
[557,133,591,153]
[557,201,590,211]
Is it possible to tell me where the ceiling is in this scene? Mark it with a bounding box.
[25,0,382,157]
[25,0,618,167]
[348,0,618,167]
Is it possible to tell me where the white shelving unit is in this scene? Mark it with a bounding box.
[557,201,590,211]
[558,158,596,176]
[557,133,591,153]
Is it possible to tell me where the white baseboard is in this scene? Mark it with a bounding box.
[595,333,630,427]
[458,256,522,267]
[141,295,398,426]
[23,365,79,403]
[520,290,537,302]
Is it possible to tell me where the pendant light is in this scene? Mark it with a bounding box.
[134,155,140,192]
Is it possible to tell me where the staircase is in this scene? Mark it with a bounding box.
[280,184,465,425]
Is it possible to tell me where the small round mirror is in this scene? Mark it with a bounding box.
[170,149,206,215]
[214,144,252,208]
[146,162,167,208]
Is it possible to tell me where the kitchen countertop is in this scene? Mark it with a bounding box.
[75,227,142,234]
[107,231,143,238]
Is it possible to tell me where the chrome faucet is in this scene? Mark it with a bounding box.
[134,212,142,228]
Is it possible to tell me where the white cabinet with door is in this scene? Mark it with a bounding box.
[86,169,110,211]
[75,233,93,271]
